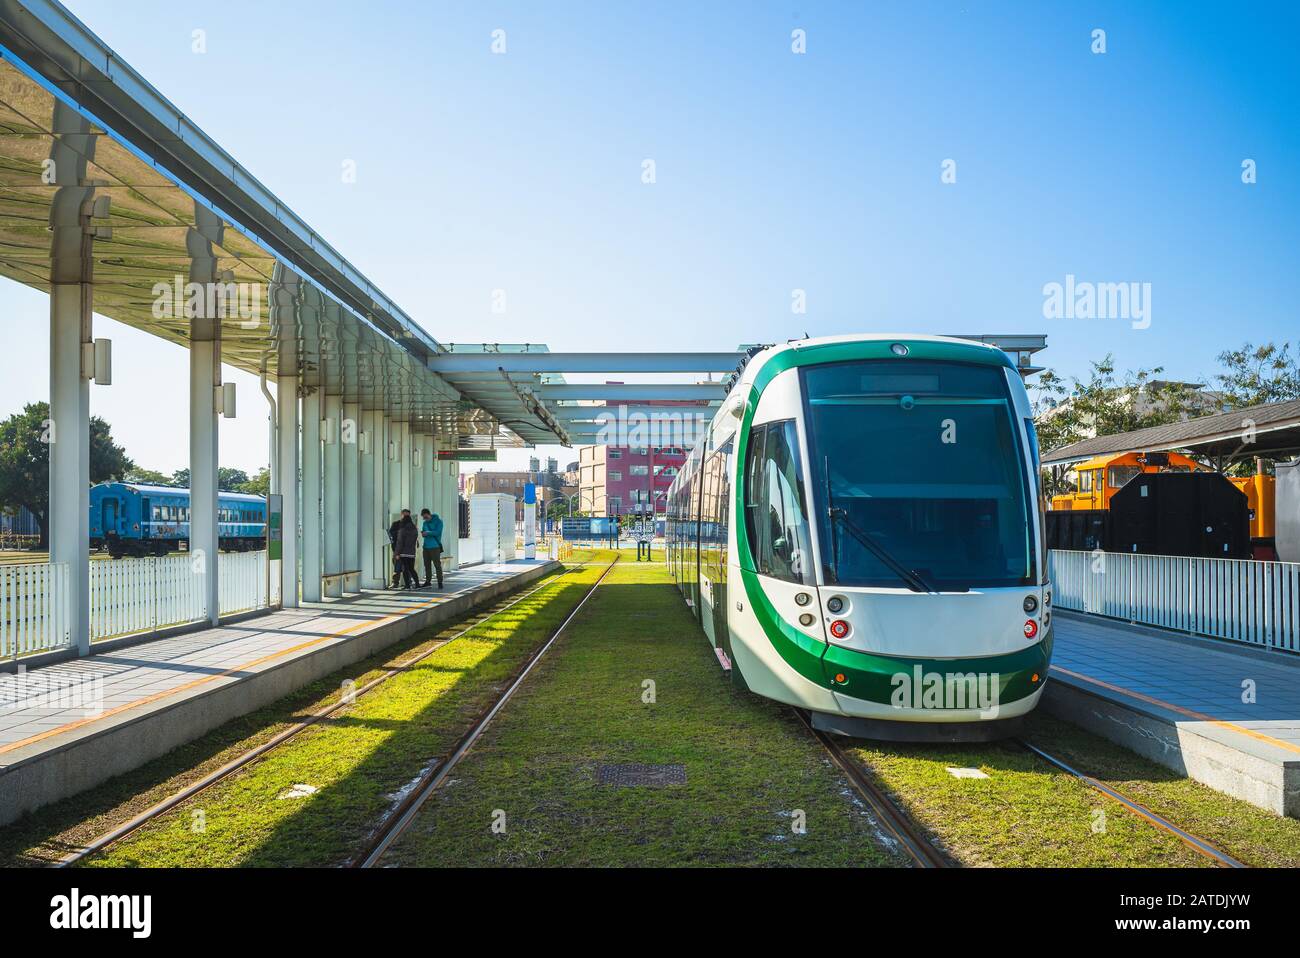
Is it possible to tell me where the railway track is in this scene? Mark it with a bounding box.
[53,564,586,868]
[354,555,619,868]
[1018,739,1247,869]
[795,711,952,868]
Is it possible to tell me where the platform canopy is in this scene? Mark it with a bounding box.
[1042,398,1300,467]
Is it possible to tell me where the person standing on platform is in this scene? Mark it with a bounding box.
[395,509,420,589]
[387,514,403,588]
[420,508,444,589]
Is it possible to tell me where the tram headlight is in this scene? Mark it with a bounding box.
[1044,590,1051,608]
[826,596,845,614]
[794,592,812,606]
[890,343,909,356]
[1023,595,1038,614]
[798,613,815,627]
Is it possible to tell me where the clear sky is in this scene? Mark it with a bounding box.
[1,0,1296,476]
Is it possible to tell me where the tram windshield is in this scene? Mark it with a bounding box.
[802,360,1035,590]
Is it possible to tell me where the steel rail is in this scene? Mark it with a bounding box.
[355,556,620,868]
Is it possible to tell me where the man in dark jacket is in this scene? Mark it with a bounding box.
[387,515,403,588]
[394,510,420,589]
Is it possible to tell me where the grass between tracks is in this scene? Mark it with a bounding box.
[841,710,1300,867]
[381,561,905,867]
[0,554,602,867]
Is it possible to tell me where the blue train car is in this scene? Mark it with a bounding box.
[89,482,267,558]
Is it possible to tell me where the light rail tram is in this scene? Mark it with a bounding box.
[666,335,1051,740]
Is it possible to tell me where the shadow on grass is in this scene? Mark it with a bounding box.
[179,575,600,868]
[0,571,566,867]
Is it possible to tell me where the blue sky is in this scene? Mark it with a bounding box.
[1,0,1296,474]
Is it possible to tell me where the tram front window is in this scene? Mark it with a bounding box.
[802,360,1035,590]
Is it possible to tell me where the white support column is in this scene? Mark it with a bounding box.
[342,401,360,592]
[49,282,90,653]
[322,394,342,597]
[358,408,373,588]
[426,434,436,514]
[301,390,323,602]
[396,420,411,512]
[190,337,220,626]
[48,103,95,654]
[277,375,300,607]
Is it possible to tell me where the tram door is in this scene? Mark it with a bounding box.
[140,497,151,541]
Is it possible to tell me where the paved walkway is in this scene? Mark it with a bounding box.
[0,560,548,761]
[1050,610,1300,763]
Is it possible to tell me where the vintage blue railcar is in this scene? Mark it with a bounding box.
[89,482,267,557]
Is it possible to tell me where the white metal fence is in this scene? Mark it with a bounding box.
[1049,549,1300,653]
[1,561,70,659]
[219,551,268,616]
[1,551,273,658]
[89,554,206,642]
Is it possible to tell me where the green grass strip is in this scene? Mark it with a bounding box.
[80,561,611,867]
[382,561,904,867]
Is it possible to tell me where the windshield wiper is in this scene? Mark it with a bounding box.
[826,502,937,595]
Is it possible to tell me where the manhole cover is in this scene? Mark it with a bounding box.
[596,763,687,787]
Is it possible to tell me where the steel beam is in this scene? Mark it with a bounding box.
[536,384,725,402]
[429,352,742,374]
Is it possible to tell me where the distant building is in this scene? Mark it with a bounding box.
[463,464,566,521]
[578,443,688,517]
[575,397,705,517]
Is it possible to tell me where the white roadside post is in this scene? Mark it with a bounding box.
[523,481,537,560]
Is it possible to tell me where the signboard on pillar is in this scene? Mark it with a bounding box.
[267,494,283,561]
[523,482,537,559]
[437,449,497,462]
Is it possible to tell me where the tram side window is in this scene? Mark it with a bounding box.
[744,421,812,584]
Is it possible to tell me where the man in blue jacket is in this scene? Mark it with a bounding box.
[419,508,445,589]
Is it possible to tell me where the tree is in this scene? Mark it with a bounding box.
[0,401,134,547]
[217,467,250,493]
[122,467,173,485]
[236,467,270,497]
[1214,342,1300,409]
[1032,356,1196,495]
[169,466,265,494]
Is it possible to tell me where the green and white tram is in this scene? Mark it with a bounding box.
[666,335,1051,740]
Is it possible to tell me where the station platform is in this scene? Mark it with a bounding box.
[0,558,557,826]
[1045,611,1300,818]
